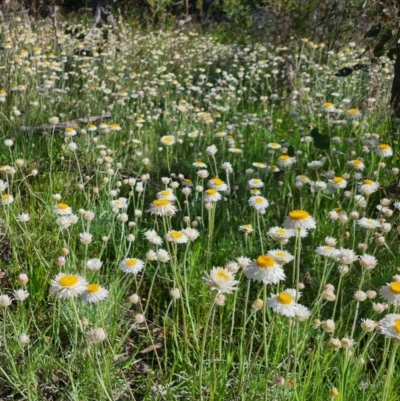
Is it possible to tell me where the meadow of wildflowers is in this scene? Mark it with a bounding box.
[0,15,399,401]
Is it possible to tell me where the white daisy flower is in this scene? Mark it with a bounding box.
[1,194,14,205]
[252,162,267,169]
[328,177,347,189]
[284,210,316,230]
[267,142,282,150]
[379,282,400,306]
[236,256,251,269]
[239,224,254,234]
[119,258,145,274]
[64,127,77,137]
[156,249,170,262]
[0,180,8,192]
[295,304,311,322]
[244,255,286,285]
[334,248,358,265]
[50,273,88,299]
[267,290,299,317]
[203,266,239,294]
[81,283,109,303]
[322,102,336,112]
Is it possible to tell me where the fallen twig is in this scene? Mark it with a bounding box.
[17,112,112,133]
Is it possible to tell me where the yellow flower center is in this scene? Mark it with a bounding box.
[395,319,400,334]
[379,144,390,150]
[160,190,170,197]
[275,252,287,258]
[276,229,286,235]
[66,127,74,132]
[153,199,170,207]
[352,160,362,165]
[59,275,78,287]
[212,178,224,186]
[347,109,359,115]
[243,224,252,229]
[389,282,400,294]
[163,137,173,143]
[206,189,217,195]
[114,201,121,206]
[126,259,138,267]
[57,203,69,209]
[2,194,9,200]
[270,143,280,147]
[216,271,229,281]
[277,293,293,305]
[363,179,373,185]
[254,197,264,203]
[256,255,275,268]
[87,283,101,293]
[333,177,344,183]
[323,102,333,108]
[289,210,310,220]
[299,175,307,180]
[170,231,183,239]
[324,246,333,252]
[279,155,290,161]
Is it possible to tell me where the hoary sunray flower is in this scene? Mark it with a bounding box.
[120,258,145,274]
[53,203,72,215]
[208,178,228,191]
[267,226,295,241]
[346,108,362,120]
[248,196,269,211]
[359,179,379,195]
[252,162,267,169]
[334,248,358,265]
[284,210,316,230]
[248,178,264,188]
[267,289,299,317]
[0,180,8,192]
[144,229,163,245]
[166,230,188,244]
[379,282,400,306]
[157,189,176,201]
[267,142,282,150]
[244,255,285,285]
[86,258,103,271]
[315,246,340,259]
[379,314,400,340]
[295,304,312,322]
[81,283,109,303]
[295,175,310,185]
[329,177,347,189]
[182,228,200,241]
[375,144,393,157]
[267,249,294,265]
[357,217,380,229]
[160,135,176,146]
[203,266,239,294]
[277,155,296,168]
[147,199,177,216]
[50,273,88,299]
[322,102,336,112]
[239,224,254,234]
[193,161,207,168]
[1,194,14,205]
[204,188,222,202]
[359,254,377,269]
[64,127,77,137]
[347,159,365,171]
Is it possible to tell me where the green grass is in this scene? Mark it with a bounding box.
[0,15,399,401]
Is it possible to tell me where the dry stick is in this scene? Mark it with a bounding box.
[17,112,112,133]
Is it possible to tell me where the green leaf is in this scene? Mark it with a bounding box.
[310,128,330,150]
[364,23,381,38]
